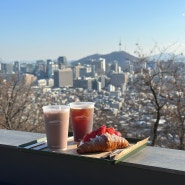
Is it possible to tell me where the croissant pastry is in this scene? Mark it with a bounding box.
[77,133,130,154]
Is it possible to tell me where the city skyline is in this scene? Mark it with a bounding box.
[1,0,185,62]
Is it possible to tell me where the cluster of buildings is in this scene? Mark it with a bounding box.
[0,55,158,125]
[0,56,131,94]
[1,55,179,148]
[0,55,135,129]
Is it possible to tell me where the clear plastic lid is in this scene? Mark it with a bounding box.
[69,102,95,109]
[42,105,70,112]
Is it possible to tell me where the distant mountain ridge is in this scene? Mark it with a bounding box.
[71,51,138,66]
[71,51,185,67]
[148,52,185,62]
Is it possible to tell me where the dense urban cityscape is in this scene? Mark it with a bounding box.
[1,50,185,150]
[1,1,185,184]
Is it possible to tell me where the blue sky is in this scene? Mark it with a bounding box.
[0,0,185,61]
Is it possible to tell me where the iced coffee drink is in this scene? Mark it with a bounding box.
[69,102,95,142]
[42,105,70,150]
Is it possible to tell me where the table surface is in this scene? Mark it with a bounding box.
[1,129,185,175]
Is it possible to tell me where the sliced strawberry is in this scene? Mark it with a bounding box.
[89,130,97,138]
[82,125,106,142]
[96,125,106,136]
[83,133,91,142]
[106,127,115,135]
[114,130,122,137]
[82,125,122,142]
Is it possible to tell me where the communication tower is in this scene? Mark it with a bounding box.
[119,40,122,51]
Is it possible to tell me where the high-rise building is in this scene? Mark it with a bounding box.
[94,58,106,75]
[57,56,67,69]
[111,60,119,72]
[46,59,53,78]
[98,75,106,89]
[110,72,125,87]
[46,59,58,79]
[54,68,73,87]
[0,63,6,73]
[20,74,36,86]
[35,60,47,79]
[105,63,111,74]
[5,63,14,74]
[73,77,94,90]
[92,79,101,91]
[22,63,35,74]
[72,65,84,79]
[79,65,92,78]
[14,61,20,73]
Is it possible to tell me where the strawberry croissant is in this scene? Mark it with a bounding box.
[77,133,130,154]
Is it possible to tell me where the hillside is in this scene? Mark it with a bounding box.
[71,51,138,66]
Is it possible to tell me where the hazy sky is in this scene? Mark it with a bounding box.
[0,0,185,61]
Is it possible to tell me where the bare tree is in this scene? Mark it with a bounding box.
[128,44,182,146]
[166,61,185,149]
[0,74,45,132]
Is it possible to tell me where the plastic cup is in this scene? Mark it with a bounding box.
[42,105,70,150]
[69,102,95,142]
